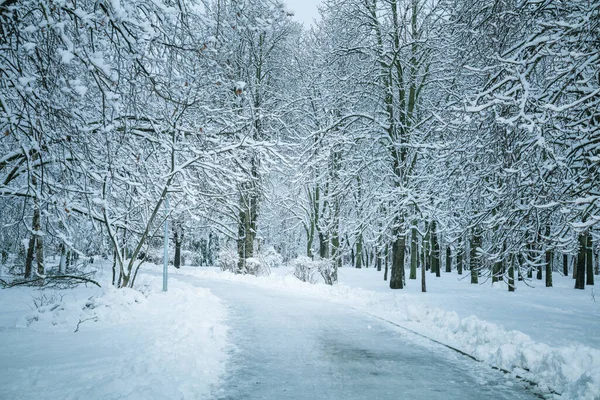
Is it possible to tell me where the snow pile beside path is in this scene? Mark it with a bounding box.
[175,267,599,400]
[6,275,229,399]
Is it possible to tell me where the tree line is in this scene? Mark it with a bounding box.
[1,0,598,291]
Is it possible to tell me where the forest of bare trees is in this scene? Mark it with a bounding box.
[1,0,598,291]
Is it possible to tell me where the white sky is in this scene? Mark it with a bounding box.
[283,0,322,26]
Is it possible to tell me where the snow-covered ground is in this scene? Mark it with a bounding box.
[0,273,228,400]
[1,261,597,399]
[169,265,600,400]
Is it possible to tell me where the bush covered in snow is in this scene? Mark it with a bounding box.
[218,249,276,276]
[245,257,271,277]
[259,246,283,270]
[292,256,335,285]
[217,249,238,273]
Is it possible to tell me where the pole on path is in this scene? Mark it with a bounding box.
[163,193,169,292]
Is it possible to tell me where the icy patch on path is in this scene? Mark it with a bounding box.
[0,275,229,399]
[171,266,600,400]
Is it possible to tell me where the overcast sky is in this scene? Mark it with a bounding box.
[284,0,321,27]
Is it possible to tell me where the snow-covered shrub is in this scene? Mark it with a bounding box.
[319,261,336,285]
[245,257,271,277]
[217,249,238,273]
[292,256,334,285]
[259,246,283,270]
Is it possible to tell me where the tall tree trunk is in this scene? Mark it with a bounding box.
[456,236,463,275]
[331,224,341,283]
[493,259,501,283]
[508,255,515,292]
[174,231,182,269]
[421,247,426,292]
[383,243,389,281]
[409,225,418,279]
[430,221,440,277]
[545,246,553,288]
[575,232,587,289]
[355,232,363,269]
[445,246,451,273]
[24,235,35,279]
[389,228,405,289]
[470,230,480,284]
[586,233,594,285]
[111,250,117,286]
[58,244,66,274]
[34,207,44,277]
[563,254,569,277]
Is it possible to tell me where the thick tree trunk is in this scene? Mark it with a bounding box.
[445,246,451,273]
[174,231,182,269]
[421,248,426,293]
[586,233,594,285]
[545,246,553,287]
[111,250,117,286]
[492,260,501,283]
[24,235,35,279]
[456,236,463,275]
[355,232,363,269]
[470,230,480,284]
[508,255,515,292]
[430,221,440,277]
[331,226,341,283]
[563,254,569,277]
[575,232,586,289]
[409,225,418,279]
[59,244,66,274]
[389,233,406,289]
[383,243,389,281]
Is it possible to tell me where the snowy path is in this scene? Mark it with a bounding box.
[176,275,542,400]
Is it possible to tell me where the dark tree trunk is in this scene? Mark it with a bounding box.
[111,250,117,286]
[421,247,426,292]
[575,233,586,289]
[390,232,405,289]
[409,225,418,279]
[24,235,35,279]
[376,246,382,272]
[355,233,363,268]
[383,243,389,281]
[470,230,480,284]
[174,231,182,269]
[456,236,463,275]
[545,246,553,287]
[492,260,501,283]
[508,255,515,292]
[563,254,569,277]
[586,233,594,285]
[445,246,451,273]
[430,221,440,277]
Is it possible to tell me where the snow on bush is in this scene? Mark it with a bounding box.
[291,256,334,285]
[245,257,271,277]
[218,248,273,276]
[259,246,283,270]
[218,249,238,272]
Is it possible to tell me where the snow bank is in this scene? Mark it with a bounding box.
[0,275,229,399]
[173,266,599,400]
